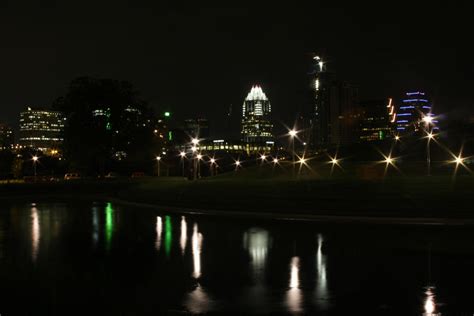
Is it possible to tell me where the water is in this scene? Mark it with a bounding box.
[0,201,474,315]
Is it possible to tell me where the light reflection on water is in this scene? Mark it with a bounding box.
[423,287,437,316]
[192,223,203,279]
[286,256,303,313]
[31,207,40,262]
[243,227,270,281]
[155,216,162,251]
[315,234,329,309]
[185,223,213,314]
[180,216,187,255]
[3,202,468,314]
[92,207,99,247]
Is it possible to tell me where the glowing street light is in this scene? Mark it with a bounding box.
[156,156,161,177]
[179,151,186,177]
[32,156,39,179]
[384,156,393,164]
[422,115,433,125]
[234,160,241,171]
[209,158,216,176]
[196,154,202,160]
[191,146,197,152]
[273,158,279,164]
[395,135,400,141]
[191,138,199,145]
[289,129,298,177]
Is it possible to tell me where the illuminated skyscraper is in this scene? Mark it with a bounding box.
[19,107,65,151]
[310,55,359,148]
[241,85,273,144]
[396,92,438,135]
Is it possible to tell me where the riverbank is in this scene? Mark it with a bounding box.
[1,169,474,223]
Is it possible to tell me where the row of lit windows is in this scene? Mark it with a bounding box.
[20,137,63,141]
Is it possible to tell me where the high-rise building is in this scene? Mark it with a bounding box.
[396,92,438,135]
[241,85,273,144]
[359,98,396,142]
[19,107,65,151]
[0,123,14,149]
[310,56,359,147]
[184,118,210,140]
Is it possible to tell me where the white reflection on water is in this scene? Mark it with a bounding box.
[185,223,213,314]
[185,284,212,314]
[315,234,329,309]
[424,287,437,315]
[92,207,99,247]
[243,228,270,280]
[31,207,40,262]
[192,223,203,279]
[155,216,162,251]
[180,216,187,255]
[286,256,303,313]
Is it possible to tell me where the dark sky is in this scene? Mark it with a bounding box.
[1,1,473,137]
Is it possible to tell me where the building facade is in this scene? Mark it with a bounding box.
[241,85,273,144]
[396,92,438,135]
[359,98,396,142]
[310,56,359,148]
[19,107,65,151]
[184,118,210,140]
[0,123,14,149]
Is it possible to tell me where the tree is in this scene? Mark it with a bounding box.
[53,77,159,175]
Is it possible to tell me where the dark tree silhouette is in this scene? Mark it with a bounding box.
[53,77,159,175]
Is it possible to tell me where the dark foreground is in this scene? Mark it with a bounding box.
[1,170,474,220]
[0,201,473,315]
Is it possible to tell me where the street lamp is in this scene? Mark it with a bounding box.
[32,156,38,180]
[179,151,186,177]
[423,115,435,176]
[156,156,161,177]
[234,160,241,172]
[289,129,298,177]
[210,158,216,176]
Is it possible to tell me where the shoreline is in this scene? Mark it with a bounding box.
[2,193,474,226]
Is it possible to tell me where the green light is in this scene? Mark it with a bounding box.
[379,130,384,140]
[165,216,172,257]
[105,202,114,251]
[164,112,171,117]
[168,131,173,141]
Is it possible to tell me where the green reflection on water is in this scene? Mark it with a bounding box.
[105,202,114,250]
[165,216,172,257]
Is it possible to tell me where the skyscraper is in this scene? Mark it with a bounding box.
[241,85,273,144]
[310,56,359,148]
[396,92,438,135]
[19,107,65,151]
[0,123,14,149]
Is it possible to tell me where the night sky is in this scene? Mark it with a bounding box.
[1,1,473,137]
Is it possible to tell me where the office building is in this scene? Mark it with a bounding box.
[0,123,14,149]
[359,98,396,142]
[19,107,65,151]
[241,85,273,144]
[184,118,210,140]
[396,92,438,135]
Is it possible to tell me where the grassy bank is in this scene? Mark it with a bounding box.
[1,163,473,219]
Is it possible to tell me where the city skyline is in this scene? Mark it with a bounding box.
[0,2,473,138]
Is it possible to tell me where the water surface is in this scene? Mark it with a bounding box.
[0,201,473,315]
